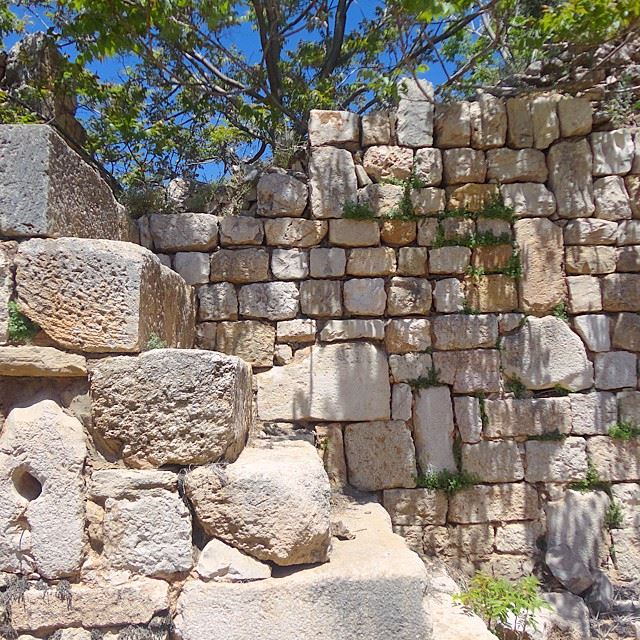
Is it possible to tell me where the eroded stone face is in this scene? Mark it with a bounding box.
[0,400,87,578]
[547,139,594,218]
[185,441,331,566]
[413,387,456,474]
[149,213,219,252]
[0,242,16,345]
[257,171,308,217]
[90,349,252,467]
[309,147,357,219]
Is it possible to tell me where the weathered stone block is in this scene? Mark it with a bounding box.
[238,282,299,320]
[150,213,218,252]
[515,217,564,315]
[442,148,486,184]
[90,349,252,467]
[500,183,556,217]
[361,111,393,146]
[447,183,498,211]
[16,238,195,353]
[525,437,587,483]
[309,147,357,219]
[329,219,380,246]
[197,282,237,321]
[391,383,413,421]
[570,392,617,435]
[566,276,602,314]
[0,241,15,344]
[257,172,308,217]
[433,278,464,313]
[196,538,271,582]
[0,125,129,240]
[412,188,446,215]
[619,389,640,423]
[383,489,447,526]
[345,421,417,491]
[347,247,396,276]
[0,400,86,578]
[435,101,471,148]
[486,148,547,183]
[277,319,316,344]
[484,397,571,438]
[271,248,309,280]
[531,95,560,149]
[397,247,427,275]
[174,251,210,285]
[602,273,640,311]
[612,312,640,351]
[548,139,594,218]
[389,352,433,383]
[587,436,640,481]
[320,319,384,342]
[454,396,482,443]
[565,245,617,274]
[563,217,618,245]
[594,351,637,390]
[506,97,533,148]
[558,97,592,137]
[463,274,518,312]
[449,484,538,523]
[413,386,456,473]
[618,246,640,272]
[495,522,543,555]
[264,218,327,247]
[432,314,498,350]
[501,317,594,391]
[594,175,632,221]
[414,148,443,186]
[308,109,359,147]
[210,248,269,283]
[429,247,471,274]
[0,345,86,377]
[462,441,524,483]
[591,129,634,176]
[433,349,501,393]
[363,145,414,181]
[381,220,417,246]
[470,94,507,149]
[343,278,386,315]
[300,279,342,317]
[386,277,432,315]
[396,78,434,147]
[573,314,609,351]
[357,183,403,216]
[385,318,431,354]
[216,320,275,367]
[186,441,330,565]
[256,342,390,421]
[219,215,264,245]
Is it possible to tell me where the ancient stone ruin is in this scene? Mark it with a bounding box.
[0,78,639,639]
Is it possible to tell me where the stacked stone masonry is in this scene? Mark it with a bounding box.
[1,77,640,638]
[136,85,640,587]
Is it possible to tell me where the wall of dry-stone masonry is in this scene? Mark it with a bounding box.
[137,79,640,583]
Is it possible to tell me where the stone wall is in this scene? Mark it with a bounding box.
[137,81,640,588]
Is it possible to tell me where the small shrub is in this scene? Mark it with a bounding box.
[7,302,39,344]
[342,200,376,220]
[608,420,640,441]
[465,264,486,280]
[505,376,527,399]
[454,573,550,638]
[121,185,167,219]
[551,302,569,322]
[570,462,610,493]
[605,501,624,530]
[144,334,167,350]
[408,366,441,388]
[416,469,478,494]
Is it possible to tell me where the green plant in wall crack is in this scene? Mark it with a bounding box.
[454,573,550,639]
[416,469,478,494]
[407,366,441,389]
[570,462,610,494]
[608,420,640,441]
[605,501,624,530]
[342,200,376,220]
[7,301,39,344]
[144,333,167,350]
[551,302,569,323]
[505,376,527,399]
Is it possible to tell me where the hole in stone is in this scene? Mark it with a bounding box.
[12,468,42,501]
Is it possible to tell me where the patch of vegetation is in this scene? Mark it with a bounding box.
[342,200,376,220]
[505,376,527,399]
[437,196,516,224]
[121,185,167,219]
[408,366,441,389]
[478,394,489,430]
[496,251,522,279]
[416,469,478,494]
[570,462,610,494]
[0,90,42,125]
[454,573,550,639]
[7,301,39,344]
[527,431,567,442]
[552,384,570,396]
[465,264,486,280]
[433,229,512,250]
[144,333,167,350]
[605,501,624,530]
[608,420,640,441]
[462,299,480,315]
[551,302,569,323]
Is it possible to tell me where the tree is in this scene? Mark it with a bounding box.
[8,0,639,185]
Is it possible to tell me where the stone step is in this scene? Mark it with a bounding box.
[0,124,133,241]
[14,237,195,352]
[174,499,431,640]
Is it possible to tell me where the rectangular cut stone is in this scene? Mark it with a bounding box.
[594,176,632,221]
[563,218,618,245]
[210,248,270,283]
[320,319,384,342]
[219,215,264,246]
[396,79,434,147]
[573,314,609,350]
[256,342,390,422]
[442,148,486,184]
[602,274,640,311]
[618,246,640,272]
[216,320,275,367]
[449,484,539,524]
[558,97,592,137]
[398,247,427,276]
[435,102,471,148]
[392,383,412,421]
[486,148,547,183]
[484,398,571,438]
[500,183,556,217]
[329,219,380,246]
[0,241,16,344]
[565,246,617,275]
[432,314,498,350]
[412,188,446,216]
[386,277,432,315]
[344,278,386,315]
[462,441,524,483]
[308,110,359,147]
[570,392,617,435]
[277,319,317,344]
[271,248,309,280]
[385,318,431,354]
[0,125,130,240]
[345,421,417,491]
[90,469,179,498]
[619,389,640,423]
[264,218,327,247]
[174,252,210,285]
[566,276,602,314]
[433,278,464,313]
[363,147,414,182]
[309,147,357,219]
[547,139,594,218]
[347,247,396,276]
[383,489,447,526]
[362,111,393,146]
[587,436,640,481]
[150,213,219,252]
[594,351,637,390]
[525,437,587,483]
[413,386,457,473]
[591,130,634,176]
[15,238,195,353]
[531,95,560,149]
[454,396,482,443]
[0,345,87,377]
[90,349,252,467]
[389,352,433,383]
[429,247,471,274]
[464,274,518,313]
[300,280,342,317]
[506,98,533,148]
[197,282,238,321]
[238,282,299,320]
[310,247,346,278]
[470,94,507,149]
[432,349,500,393]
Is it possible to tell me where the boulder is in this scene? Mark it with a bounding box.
[256,342,390,421]
[195,538,271,582]
[0,346,86,377]
[345,421,417,491]
[173,501,430,640]
[0,400,86,578]
[545,544,594,594]
[185,440,330,566]
[149,213,218,251]
[15,238,195,353]
[309,147,357,218]
[257,172,308,217]
[0,125,130,240]
[90,349,252,467]
[501,317,594,391]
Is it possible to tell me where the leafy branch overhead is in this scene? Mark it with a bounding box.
[4,0,639,183]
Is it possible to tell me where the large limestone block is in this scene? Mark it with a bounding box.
[442,148,486,184]
[586,436,640,481]
[558,97,592,137]
[525,437,587,483]
[103,487,193,578]
[506,97,533,148]
[149,213,218,252]
[591,129,634,176]
[435,101,471,148]
[264,218,328,247]
[483,397,571,438]
[462,441,524,483]
[89,469,178,498]
[0,125,129,240]
[216,320,275,367]
[15,238,195,353]
[363,145,414,181]
[0,346,86,377]
[594,175,632,221]
[470,94,507,149]
[432,349,500,393]
[174,502,430,640]
[500,183,556,217]
[602,273,640,311]
[309,147,357,218]
[548,139,594,218]
[564,218,618,245]
[0,241,16,344]
[210,248,269,283]
[486,148,547,183]
[90,349,252,467]
[515,218,564,315]
[501,317,593,391]
[256,342,390,421]
[238,282,299,320]
[257,171,308,217]
[531,94,560,149]
[219,215,264,245]
[383,488,448,526]
[308,109,359,147]
[362,111,393,146]
[0,400,86,578]
[345,421,417,490]
[570,392,617,435]
[10,571,170,633]
[413,387,456,473]
[197,282,237,320]
[185,440,330,565]
[320,319,385,342]
[396,78,434,147]
[432,314,498,350]
[449,484,539,524]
